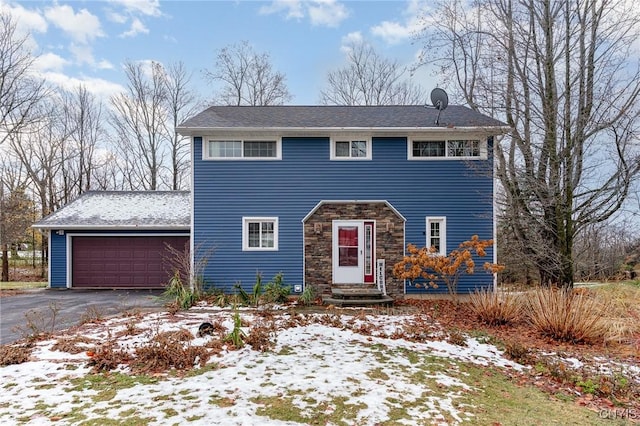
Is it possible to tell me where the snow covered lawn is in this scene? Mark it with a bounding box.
[0,306,535,425]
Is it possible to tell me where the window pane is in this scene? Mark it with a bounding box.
[261,222,274,247]
[335,141,349,157]
[448,140,480,157]
[244,141,276,158]
[248,222,260,247]
[351,141,367,157]
[413,141,445,157]
[209,140,241,158]
[429,221,441,253]
[339,247,358,266]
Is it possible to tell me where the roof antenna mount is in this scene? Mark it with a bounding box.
[430,88,449,126]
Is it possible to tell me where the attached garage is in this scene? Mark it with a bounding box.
[33,191,191,290]
[71,236,189,288]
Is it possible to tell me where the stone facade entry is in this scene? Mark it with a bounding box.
[303,201,405,298]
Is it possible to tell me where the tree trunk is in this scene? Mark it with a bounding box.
[1,244,9,282]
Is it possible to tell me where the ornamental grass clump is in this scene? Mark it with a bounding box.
[468,287,523,326]
[524,287,612,344]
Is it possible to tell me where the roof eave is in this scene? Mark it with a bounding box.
[32,224,191,231]
[177,125,510,137]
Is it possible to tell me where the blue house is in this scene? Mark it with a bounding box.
[177,105,506,298]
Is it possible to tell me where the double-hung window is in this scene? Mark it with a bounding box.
[243,217,278,251]
[206,139,280,160]
[410,139,484,159]
[426,217,446,256]
[331,138,371,160]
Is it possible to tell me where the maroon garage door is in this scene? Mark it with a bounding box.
[72,236,189,288]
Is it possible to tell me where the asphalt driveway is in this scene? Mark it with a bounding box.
[0,289,165,345]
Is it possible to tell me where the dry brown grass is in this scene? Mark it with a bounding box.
[592,283,640,346]
[524,287,612,344]
[468,288,523,326]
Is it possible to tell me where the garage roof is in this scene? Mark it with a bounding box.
[33,191,190,230]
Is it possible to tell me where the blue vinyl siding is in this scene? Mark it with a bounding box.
[48,230,189,289]
[193,136,495,294]
[50,232,67,289]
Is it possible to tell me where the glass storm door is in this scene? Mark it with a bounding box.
[332,220,375,284]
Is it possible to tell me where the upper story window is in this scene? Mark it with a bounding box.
[205,139,281,160]
[409,139,485,160]
[331,138,371,160]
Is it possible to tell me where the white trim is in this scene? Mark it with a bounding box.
[242,217,279,251]
[65,232,190,289]
[47,230,52,289]
[302,200,406,223]
[426,217,447,256]
[330,137,372,160]
[178,126,511,137]
[408,138,488,160]
[191,139,196,291]
[203,137,282,160]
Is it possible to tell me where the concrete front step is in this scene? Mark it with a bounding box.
[322,295,394,307]
[331,287,385,299]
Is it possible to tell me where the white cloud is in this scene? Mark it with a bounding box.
[120,17,149,38]
[68,43,112,70]
[340,31,363,53]
[371,0,430,44]
[38,71,125,100]
[44,4,104,44]
[33,52,68,72]
[106,10,128,24]
[108,0,162,17]
[259,0,304,20]
[0,2,48,35]
[308,0,348,27]
[259,0,348,27]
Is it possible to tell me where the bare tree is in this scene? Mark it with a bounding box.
[161,62,199,190]
[205,41,292,106]
[0,155,33,281]
[8,99,67,217]
[0,12,48,146]
[60,85,104,197]
[417,0,640,287]
[320,42,427,105]
[110,61,169,190]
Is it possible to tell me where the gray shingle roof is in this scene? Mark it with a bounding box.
[177,105,507,133]
[33,191,190,230]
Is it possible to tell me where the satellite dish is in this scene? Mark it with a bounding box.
[430,88,449,125]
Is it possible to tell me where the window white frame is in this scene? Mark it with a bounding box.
[408,138,487,160]
[242,217,279,251]
[426,217,446,256]
[330,137,372,160]
[204,138,282,160]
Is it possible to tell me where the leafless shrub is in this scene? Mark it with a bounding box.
[11,302,61,341]
[52,336,95,354]
[245,320,276,352]
[447,329,467,347]
[133,331,209,374]
[0,343,32,366]
[503,340,532,364]
[87,335,130,372]
[468,288,523,326]
[524,287,612,343]
[79,305,104,324]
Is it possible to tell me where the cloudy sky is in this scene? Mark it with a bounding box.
[2,0,438,105]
